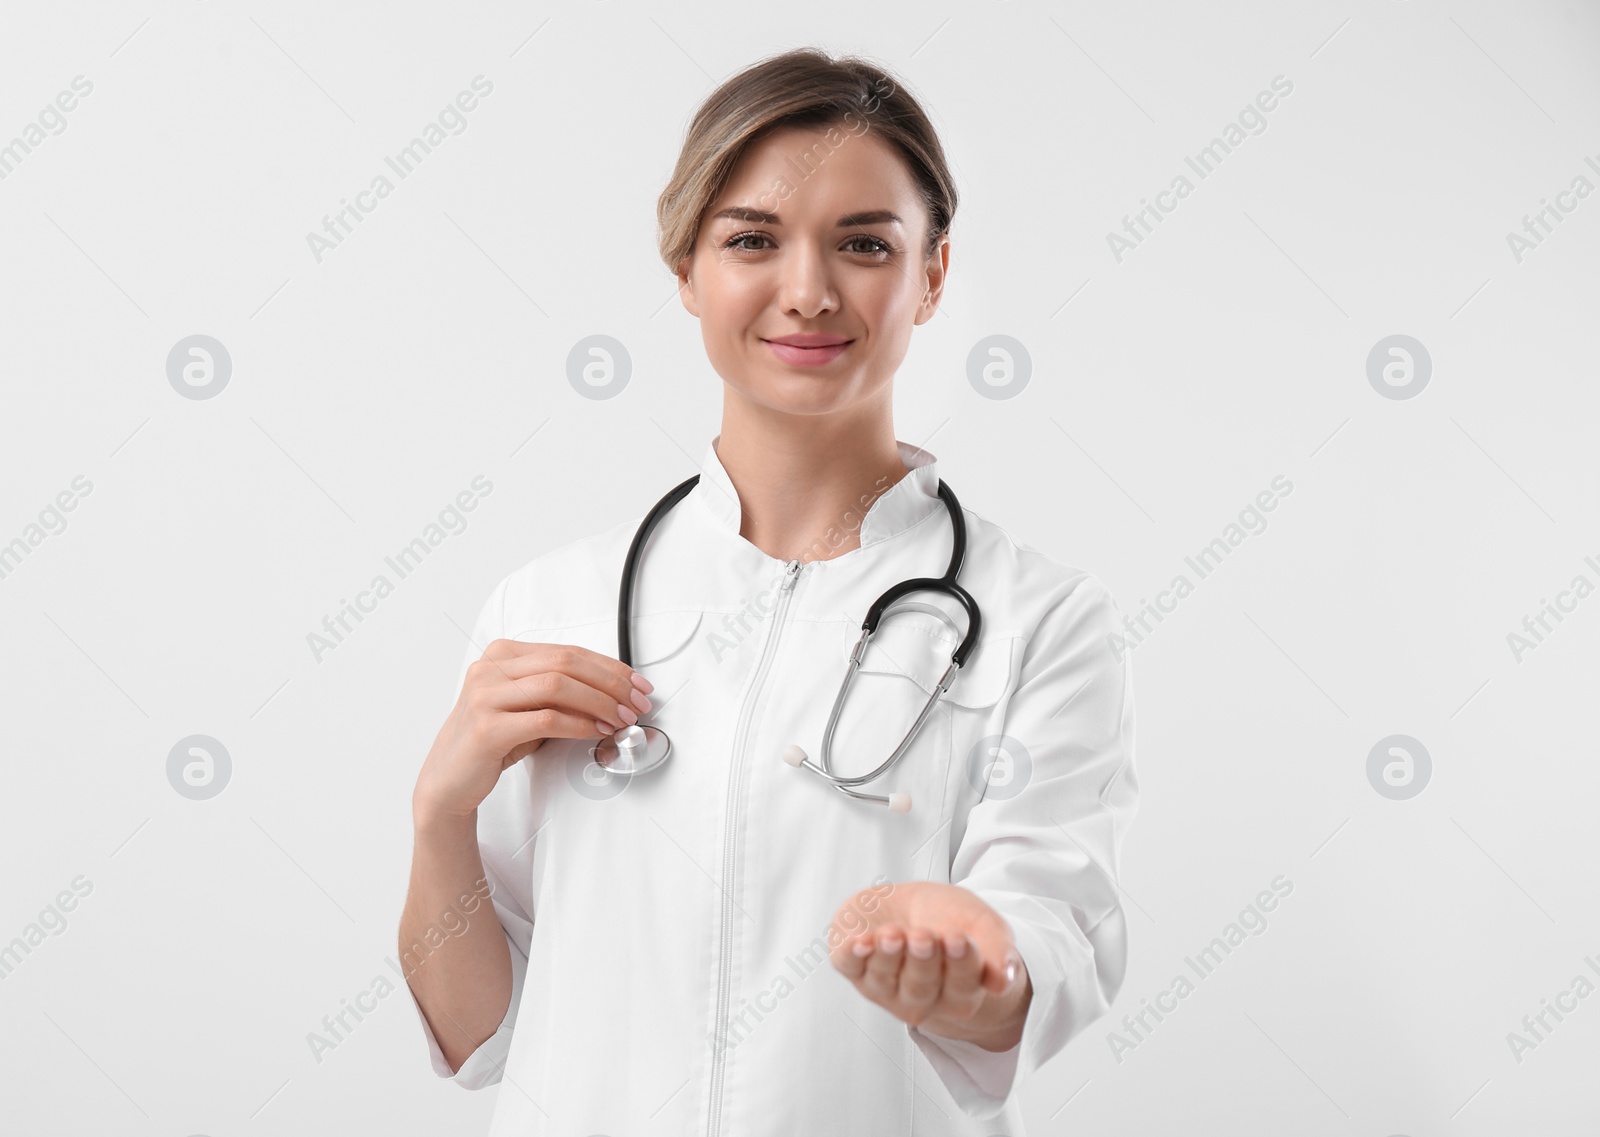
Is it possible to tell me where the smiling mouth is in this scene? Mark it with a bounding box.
[761,338,854,366]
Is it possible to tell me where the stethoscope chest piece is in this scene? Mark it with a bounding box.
[590,724,672,776]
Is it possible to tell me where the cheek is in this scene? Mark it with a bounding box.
[854,273,922,334]
[697,275,763,338]
[693,280,772,392]
[851,290,917,371]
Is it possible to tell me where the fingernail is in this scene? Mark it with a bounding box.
[881,935,902,955]
[630,689,652,714]
[596,720,615,735]
[616,702,638,726]
[1006,961,1018,985]
[631,671,654,694]
[945,935,968,959]
[908,935,934,960]
[851,940,873,957]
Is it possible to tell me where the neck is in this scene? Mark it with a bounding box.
[715,397,910,564]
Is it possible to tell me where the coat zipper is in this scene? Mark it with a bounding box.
[707,556,802,1137]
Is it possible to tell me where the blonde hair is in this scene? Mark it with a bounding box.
[656,48,958,276]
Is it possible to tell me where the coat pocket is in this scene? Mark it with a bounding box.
[508,609,704,670]
[855,609,1025,821]
[852,603,1013,710]
[810,607,1016,820]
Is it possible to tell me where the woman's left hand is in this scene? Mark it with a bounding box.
[827,881,1032,1050]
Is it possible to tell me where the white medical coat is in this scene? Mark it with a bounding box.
[406,434,1139,1136]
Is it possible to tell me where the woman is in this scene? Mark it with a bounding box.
[400,47,1138,1136]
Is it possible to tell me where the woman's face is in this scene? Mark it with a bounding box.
[678,124,948,420]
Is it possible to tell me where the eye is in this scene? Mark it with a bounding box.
[722,231,772,252]
[844,234,893,257]
[720,231,896,258]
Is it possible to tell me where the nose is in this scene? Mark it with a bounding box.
[776,240,839,318]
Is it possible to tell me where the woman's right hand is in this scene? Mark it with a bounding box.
[413,639,654,825]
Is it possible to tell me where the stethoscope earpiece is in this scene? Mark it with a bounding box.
[779,743,915,812]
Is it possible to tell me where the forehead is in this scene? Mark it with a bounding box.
[708,124,920,218]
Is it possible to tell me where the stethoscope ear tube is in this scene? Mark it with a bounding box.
[597,473,699,777]
[616,473,700,667]
[859,480,981,666]
[862,577,982,667]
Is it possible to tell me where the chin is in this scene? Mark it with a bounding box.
[742,381,854,416]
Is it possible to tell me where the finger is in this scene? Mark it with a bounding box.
[489,669,643,735]
[492,706,613,749]
[495,721,604,771]
[479,640,653,717]
[499,736,546,771]
[523,653,652,726]
[961,907,1020,994]
[896,929,943,1024]
[938,932,987,1017]
[861,924,906,1001]
[830,932,875,981]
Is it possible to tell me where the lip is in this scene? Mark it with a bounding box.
[762,334,854,368]
[764,334,852,347]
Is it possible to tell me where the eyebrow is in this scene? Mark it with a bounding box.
[707,207,905,228]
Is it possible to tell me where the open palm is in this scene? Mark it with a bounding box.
[827,880,1030,1046]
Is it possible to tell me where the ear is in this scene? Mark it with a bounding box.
[676,257,700,318]
[914,235,950,326]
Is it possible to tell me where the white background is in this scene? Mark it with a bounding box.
[1,0,1596,1133]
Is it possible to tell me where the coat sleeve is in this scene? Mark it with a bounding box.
[404,573,537,1089]
[908,572,1139,1118]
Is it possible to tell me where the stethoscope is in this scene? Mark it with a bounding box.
[589,472,981,814]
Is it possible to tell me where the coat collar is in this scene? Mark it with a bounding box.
[689,432,943,551]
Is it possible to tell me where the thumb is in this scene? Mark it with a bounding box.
[501,737,545,770]
[965,909,1023,995]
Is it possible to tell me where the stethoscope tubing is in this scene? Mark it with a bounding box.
[603,472,980,811]
[616,473,700,667]
[808,481,978,805]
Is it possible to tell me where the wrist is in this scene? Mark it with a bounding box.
[412,796,478,839]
